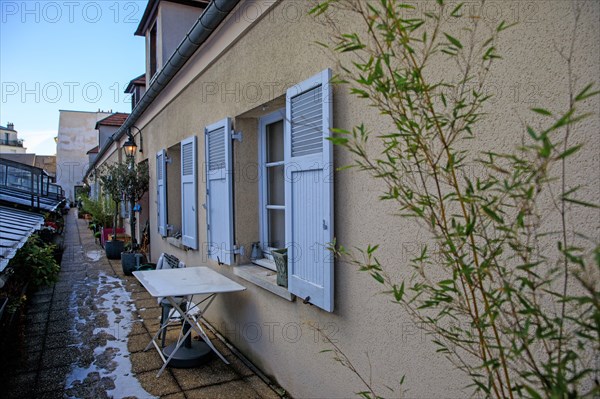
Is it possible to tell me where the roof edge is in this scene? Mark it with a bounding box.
[86,0,241,180]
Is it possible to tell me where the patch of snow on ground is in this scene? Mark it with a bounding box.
[65,272,156,399]
[85,250,103,262]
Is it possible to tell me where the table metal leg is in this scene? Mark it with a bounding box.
[166,295,229,364]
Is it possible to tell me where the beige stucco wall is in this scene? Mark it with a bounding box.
[135,0,599,397]
[56,110,111,201]
[0,127,26,154]
[0,144,26,154]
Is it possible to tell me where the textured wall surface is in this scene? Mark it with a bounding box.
[56,110,110,201]
[135,0,599,397]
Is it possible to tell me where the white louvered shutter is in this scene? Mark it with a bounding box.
[181,136,198,249]
[285,68,334,312]
[205,118,234,265]
[156,149,167,236]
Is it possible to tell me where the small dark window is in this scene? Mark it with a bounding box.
[150,24,157,78]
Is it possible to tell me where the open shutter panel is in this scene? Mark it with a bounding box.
[181,136,198,249]
[156,149,167,236]
[205,118,234,265]
[285,68,334,312]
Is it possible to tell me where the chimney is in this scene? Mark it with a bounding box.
[7,122,14,130]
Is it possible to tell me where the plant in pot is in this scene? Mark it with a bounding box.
[272,248,288,288]
[98,163,129,260]
[82,195,114,243]
[119,159,149,275]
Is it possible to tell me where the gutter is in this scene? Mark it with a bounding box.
[85,0,241,179]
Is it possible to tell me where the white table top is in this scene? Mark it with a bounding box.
[133,267,246,297]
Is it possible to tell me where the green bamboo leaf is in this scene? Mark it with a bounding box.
[309,1,332,16]
[575,83,600,102]
[483,47,500,60]
[556,144,582,159]
[327,136,349,146]
[562,197,600,208]
[531,108,552,116]
[482,205,504,223]
[450,3,463,17]
[393,282,405,302]
[523,385,543,399]
[444,33,463,49]
[331,128,350,135]
[497,20,517,32]
[367,244,379,254]
[526,126,538,140]
[372,272,385,284]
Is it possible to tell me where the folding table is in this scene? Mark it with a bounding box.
[133,266,246,377]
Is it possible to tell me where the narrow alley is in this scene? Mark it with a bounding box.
[4,210,282,399]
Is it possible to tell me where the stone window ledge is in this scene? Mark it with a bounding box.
[166,236,183,249]
[234,264,294,302]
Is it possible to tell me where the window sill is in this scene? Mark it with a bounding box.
[166,236,183,249]
[252,258,276,270]
[234,264,295,302]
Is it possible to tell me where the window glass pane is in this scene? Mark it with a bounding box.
[267,120,284,163]
[268,209,285,249]
[268,165,284,206]
[0,165,6,185]
[7,166,31,190]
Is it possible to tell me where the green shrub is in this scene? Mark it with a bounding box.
[10,236,61,289]
[81,196,114,228]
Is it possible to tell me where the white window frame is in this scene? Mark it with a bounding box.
[258,109,286,270]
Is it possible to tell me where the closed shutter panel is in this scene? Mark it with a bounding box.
[285,68,334,312]
[205,118,234,265]
[156,149,167,236]
[181,136,198,249]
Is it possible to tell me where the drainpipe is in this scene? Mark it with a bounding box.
[88,0,241,174]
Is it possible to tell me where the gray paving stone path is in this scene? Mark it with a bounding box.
[4,210,284,399]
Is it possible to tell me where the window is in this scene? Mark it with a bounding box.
[156,137,198,249]
[149,23,157,79]
[233,69,335,312]
[166,143,182,237]
[258,111,286,269]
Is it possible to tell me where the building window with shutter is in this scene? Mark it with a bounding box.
[156,138,198,249]
[149,23,157,79]
[282,68,334,311]
[165,143,182,239]
[238,69,335,312]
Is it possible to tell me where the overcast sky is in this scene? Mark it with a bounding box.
[0,0,147,154]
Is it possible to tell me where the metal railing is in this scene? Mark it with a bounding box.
[0,158,64,209]
[0,139,24,147]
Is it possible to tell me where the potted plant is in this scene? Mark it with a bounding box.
[98,163,129,260]
[119,160,149,275]
[272,248,288,288]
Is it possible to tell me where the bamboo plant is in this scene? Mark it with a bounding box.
[311,0,599,397]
